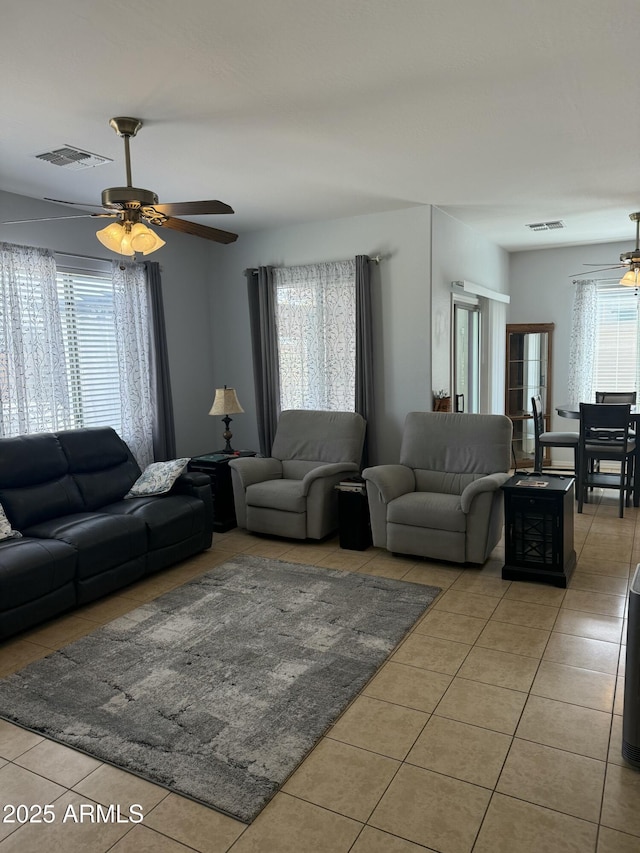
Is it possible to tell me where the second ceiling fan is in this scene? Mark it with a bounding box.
[572,211,640,284]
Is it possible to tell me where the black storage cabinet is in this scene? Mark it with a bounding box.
[336,481,372,551]
[501,474,576,587]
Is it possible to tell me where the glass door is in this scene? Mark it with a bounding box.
[454,303,481,413]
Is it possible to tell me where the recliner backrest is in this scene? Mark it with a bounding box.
[270,410,366,465]
[400,412,512,476]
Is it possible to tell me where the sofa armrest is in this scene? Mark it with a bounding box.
[171,471,210,492]
[168,471,214,534]
[362,465,415,504]
[460,472,511,513]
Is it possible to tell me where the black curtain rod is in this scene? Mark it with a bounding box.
[54,250,112,263]
[244,255,382,275]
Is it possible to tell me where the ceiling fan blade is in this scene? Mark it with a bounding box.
[158,216,238,244]
[2,214,110,224]
[151,200,234,216]
[44,197,109,209]
[570,265,626,276]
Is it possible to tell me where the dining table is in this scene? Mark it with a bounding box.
[556,403,640,507]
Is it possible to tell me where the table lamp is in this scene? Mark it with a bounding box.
[209,386,244,453]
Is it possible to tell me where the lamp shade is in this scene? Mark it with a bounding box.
[209,386,244,416]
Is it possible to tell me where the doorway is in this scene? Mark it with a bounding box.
[453,301,481,413]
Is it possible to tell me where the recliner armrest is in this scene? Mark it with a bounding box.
[460,472,510,513]
[362,465,415,503]
[301,462,360,494]
[228,456,283,488]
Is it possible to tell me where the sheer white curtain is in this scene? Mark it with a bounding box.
[274,260,356,411]
[567,279,597,404]
[112,261,154,468]
[0,242,71,435]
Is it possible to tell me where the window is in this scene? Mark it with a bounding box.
[57,267,122,432]
[593,282,638,395]
[274,260,356,411]
[0,243,156,467]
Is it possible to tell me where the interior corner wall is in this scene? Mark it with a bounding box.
[0,190,215,457]
[508,240,631,434]
[430,207,509,411]
[208,206,432,465]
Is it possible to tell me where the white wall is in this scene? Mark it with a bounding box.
[0,190,216,457]
[2,192,516,467]
[430,207,510,409]
[509,240,630,433]
[210,206,432,464]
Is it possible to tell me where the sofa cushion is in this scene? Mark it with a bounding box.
[0,477,85,531]
[24,512,148,580]
[0,537,77,608]
[0,432,86,529]
[387,492,466,533]
[57,427,141,510]
[0,432,68,487]
[102,495,206,550]
[246,479,307,513]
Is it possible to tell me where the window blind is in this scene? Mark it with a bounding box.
[593,283,638,395]
[56,269,122,432]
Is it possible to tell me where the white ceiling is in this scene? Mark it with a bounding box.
[2,0,639,252]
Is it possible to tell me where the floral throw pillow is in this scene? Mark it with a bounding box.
[125,458,191,499]
[0,504,21,541]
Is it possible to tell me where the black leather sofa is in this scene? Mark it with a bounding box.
[0,427,214,639]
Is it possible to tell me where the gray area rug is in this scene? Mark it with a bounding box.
[0,555,440,823]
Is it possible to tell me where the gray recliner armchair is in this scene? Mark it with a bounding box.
[229,410,366,540]
[363,411,512,564]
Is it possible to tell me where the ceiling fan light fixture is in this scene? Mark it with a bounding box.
[620,267,640,287]
[129,222,166,255]
[96,222,134,256]
[96,221,165,256]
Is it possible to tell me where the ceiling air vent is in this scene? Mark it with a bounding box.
[34,146,112,170]
[525,220,566,232]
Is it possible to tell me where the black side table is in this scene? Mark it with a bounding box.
[501,473,576,587]
[336,479,372,550]
[188,451,256,533]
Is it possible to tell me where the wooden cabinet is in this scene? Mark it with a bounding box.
[505,323,554,468]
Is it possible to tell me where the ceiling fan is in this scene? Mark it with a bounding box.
[3,117,238,255]
[571,211,640,284]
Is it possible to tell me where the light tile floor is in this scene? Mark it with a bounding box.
[0,490,639,851]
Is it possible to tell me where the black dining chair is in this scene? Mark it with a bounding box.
[531,395,579,474]
[577,402,636,518]
[595,391,637,404]
[594,391,637,445]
